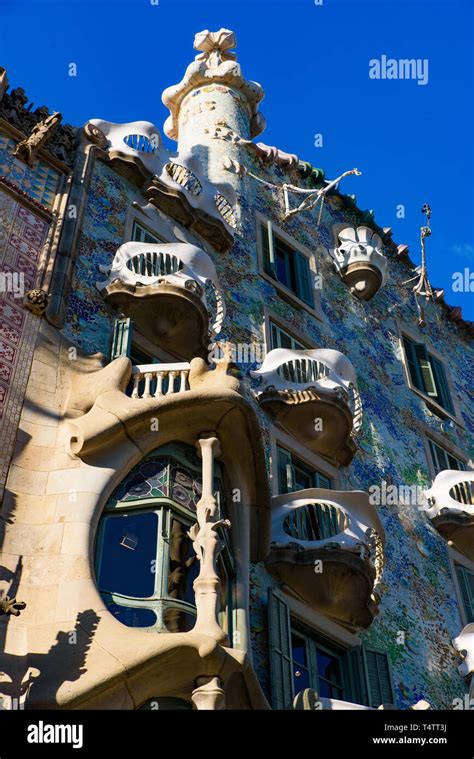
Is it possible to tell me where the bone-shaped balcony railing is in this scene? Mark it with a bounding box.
[131,363,190,399]
[97,241,225,337]
[271,488,385,584]
[251,348,363,435]
[424,470,474,520]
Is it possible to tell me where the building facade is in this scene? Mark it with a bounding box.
[0,29,473,711]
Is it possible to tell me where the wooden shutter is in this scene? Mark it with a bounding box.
[267,588,293,709]
[342,646,369,706]
[261,222,275,276]
[362,647,395,707]
[295,252,313,306]
[431,356,455,413]
[111,317,132,361]
[277,447,295,494]
[414,343,437,396]
[402,336,424,391]
[455,565,474,623]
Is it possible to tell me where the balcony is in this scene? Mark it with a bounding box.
[266,488,385,629]
[250,349,362,465]
[453,625,474,684]
[97,241,225,361]
[130,362,190,399]
[331,226,388,300]
[424,470,474,560]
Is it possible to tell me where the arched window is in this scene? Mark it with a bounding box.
[95,443,234,636]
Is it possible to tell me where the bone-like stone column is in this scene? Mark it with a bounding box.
[191,676,225,710]
[189,433,231,643]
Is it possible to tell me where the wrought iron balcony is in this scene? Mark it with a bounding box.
[97,241,225,360]
[424,470,474,560]
[266,488,385,629]
[251,348,362,465]
[331,226,388,300]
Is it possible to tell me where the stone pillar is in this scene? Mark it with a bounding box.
[189,433,230,643]
[191,676,225,710]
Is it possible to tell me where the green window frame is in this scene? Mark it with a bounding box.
[270,321,308,351]
[276,446,332,494]
[455,564,474,623]
[131,220,164,244]
[268,589,395,709]
[95,444,235,638]
[402,335,455,414]
[261,223,314,307]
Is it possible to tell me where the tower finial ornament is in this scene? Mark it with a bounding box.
[162,28,265,141]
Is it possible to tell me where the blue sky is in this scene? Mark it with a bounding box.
[1,0,473,319]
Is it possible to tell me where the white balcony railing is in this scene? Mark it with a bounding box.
[271,487,385,583]
[97,241,225,337]
[424,470,474,520]
[251,348,363,436]
[130,363,190,399]
[452,624,474,681]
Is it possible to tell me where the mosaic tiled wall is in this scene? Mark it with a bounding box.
[0,134,60,209]
[63,147,473,709]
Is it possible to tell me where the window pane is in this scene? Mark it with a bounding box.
[293,667,311,694]
[276,247,290,288]
[106,602,156,628]
[98,512,158,598]
[316,649,342,687]
[291,632,307,667]
[168,517,199,606]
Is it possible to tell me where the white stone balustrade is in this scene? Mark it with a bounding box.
[424,470,474,519]
[271,488,385,573]
[97,241,225,337]
[131,363,190,399]
[251,348,363,435]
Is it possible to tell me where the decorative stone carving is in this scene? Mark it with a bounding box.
[266,487,385,629]
[97,241,225,359]
[424,470,474,560]
[13,111,62,167]
[0,594,26,616]
[23,289,50,315]
[189,435,231,643]
[251,348,362,465]
[332,226,388,300]
[162,28,265,140]
[83,121,107,149]
[0,67,9,101]
[191,676,226,710]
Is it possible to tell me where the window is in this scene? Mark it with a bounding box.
[428,439,466,475]
[268,590,395,709]
[455,564,474,623]
[131,220,164,244]
[261,222,314,307]
[402,335,454,414]
[95,444,234,637]
[277,446,332,493]
[270,321,308,351]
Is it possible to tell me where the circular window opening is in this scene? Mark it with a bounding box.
[123,133,158,153]
[448,480,474,506]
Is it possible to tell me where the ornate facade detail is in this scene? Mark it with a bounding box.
[13,111,62,167]
[332,226,388,300]
[266,488,385,629]
[452,625,474,685]
[23,288,50,315]
[251,348,362,465]
[0,594,26,616]
[83,121,107,149]
[0,67,9,100]
[162,28,265,140]
[97,241,225,358]
[424,470,474,560]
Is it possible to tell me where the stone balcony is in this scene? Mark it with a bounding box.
[250,349,362,465]
[453,625,474,689]
[424,470,474,560]
[266,488,385,630]
[332,226,388,300]
[130,362,190,399]
[97,241,225,360]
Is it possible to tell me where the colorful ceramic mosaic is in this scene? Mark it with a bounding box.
[62,136,473,710]
[0,133,59,208]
